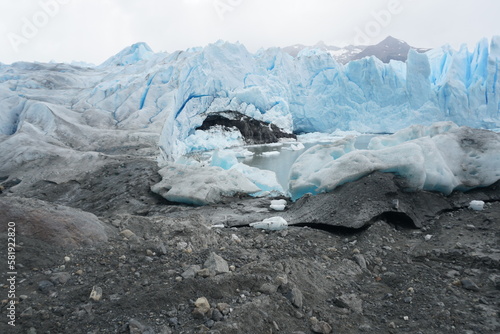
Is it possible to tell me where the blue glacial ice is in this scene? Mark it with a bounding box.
[1,38,500,204]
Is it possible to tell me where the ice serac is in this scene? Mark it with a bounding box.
[100,42,155,67]
[289,122,500,200]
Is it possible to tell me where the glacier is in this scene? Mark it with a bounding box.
[289,122,500,200]
[1,38,500,204]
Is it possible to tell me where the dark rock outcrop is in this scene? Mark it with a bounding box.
[196,111,296,145]
[286,172,500,229]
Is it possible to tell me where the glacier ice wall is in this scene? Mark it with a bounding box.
[0,38,499,166]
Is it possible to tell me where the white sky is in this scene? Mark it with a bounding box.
[0,0,499,65]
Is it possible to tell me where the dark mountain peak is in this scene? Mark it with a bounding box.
[352,36,422,63]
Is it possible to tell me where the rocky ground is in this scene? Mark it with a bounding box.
[1,157,499,334]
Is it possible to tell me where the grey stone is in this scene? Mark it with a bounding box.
[50,272,71,285]
[353,254,367,269]
[286,287,304,309]
[310,317,332,334]
[38,280,55,294]
[259,283,278,295]
[212,309,224,322]
[334,293,363,314]
[129,318,154,334]
[203,252,229,275]
[181,265,201,279]
[461,279,480,291]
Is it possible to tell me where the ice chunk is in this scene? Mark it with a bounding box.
[230,163,285,195]
[262,151,280,156]
[290,143,305,151]
[270,199,287,211]
[468,200,485,211]
[250,216,288,230]
[211,150,238,170]
[151,163,260,205]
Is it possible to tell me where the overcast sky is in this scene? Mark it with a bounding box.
[1,0,499,65]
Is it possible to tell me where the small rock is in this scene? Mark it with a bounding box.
[388,322,396,329]
[334,293,363,314]
[50,272,71,285]
[353,254,367,270]
[446,270,460,278]
[75,269,84,276]
[181,265,201,279]
[120,229,137,239]
[38,280,55,294]
[275,275,288,286]
[89,285,103,301]
[21,307,33,317]
[203,252,229,275]
[64,256,71,262]
[157,241,167,255]
[197,268,211,278]
[259,283,278,295]
[212,309,224,322]
[217,303,230,315]
[129,318,154,334]
[310,317,332,334]
[193,297,211,319]
[286,287,304,309]
[461,279,480,291]
[359,324,371,331]
[424,234,433,241]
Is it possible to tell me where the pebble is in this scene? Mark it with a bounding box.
[286,287,304,309]
[181,265,201,279]
[461,279,480,291]
[211,309,223,321]
[259,283,278,295]
[89,285,103,301]
[50,272,71,285]
[217,303,231,315]
[197,268,211,278]
[21,307,33,317]
[203,252,229,275]
[192,297,211,319]
[38,280,55,294]
[120,229,137,239]
[353,254,367,270]
[310,317,332,334]
[128,318,154,334]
